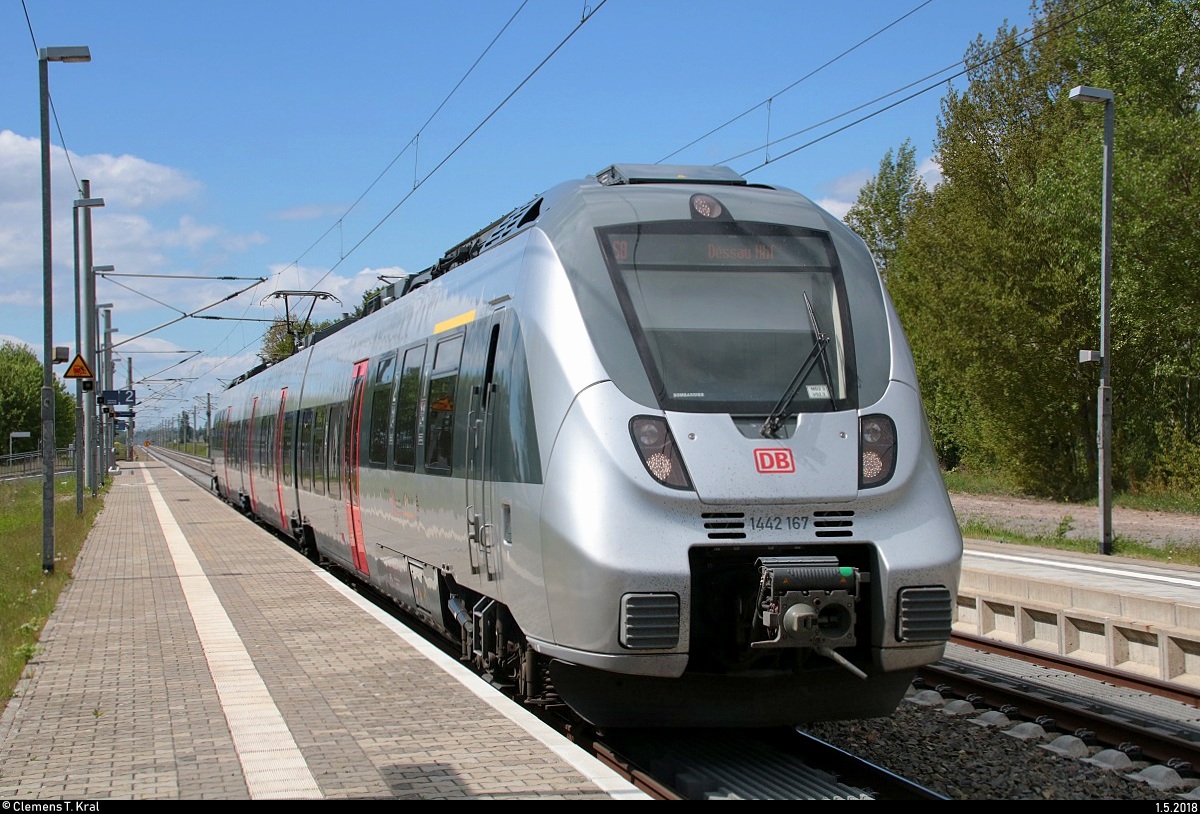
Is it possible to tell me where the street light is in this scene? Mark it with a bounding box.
[1069,84,1115,556]
[39,44,92,574]
[73,186,104,515]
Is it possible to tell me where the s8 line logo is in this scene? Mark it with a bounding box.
[754,448,795,473]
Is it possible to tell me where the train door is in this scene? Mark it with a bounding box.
[343,360,370,574]
[247,396,259,514]
[466,310,505,582]
[274,388,288,529]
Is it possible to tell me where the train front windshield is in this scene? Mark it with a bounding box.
[598,222,857,415]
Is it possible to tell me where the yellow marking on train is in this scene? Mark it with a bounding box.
[434,309,476,334]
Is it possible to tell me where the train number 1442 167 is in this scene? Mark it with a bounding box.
[749,515,809,531]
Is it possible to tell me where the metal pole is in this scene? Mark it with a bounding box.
[72,185,105,510]
[83,238,98,496]
[127,357,134,460]
[102,308,114,475]
[38,54,56,574]
[1069,85,1115,556]
[1098,97,1114,556]
[73,184,84,516]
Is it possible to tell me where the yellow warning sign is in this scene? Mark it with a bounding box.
[63,354,94,380]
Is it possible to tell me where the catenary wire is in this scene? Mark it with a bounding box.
[306,0,608,293]
[732,0,1117,174]
[657,0,935,164]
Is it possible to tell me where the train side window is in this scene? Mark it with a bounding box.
[299,408,314,491]
[425,334,464,475]
[367,354,396,468]
[328,405,343,501]
[312,406,328,496]
[251,417,259,473]
[259,415,271,477]
[267,416,277,479]
[392,344,426,471]
[282,411,296,487]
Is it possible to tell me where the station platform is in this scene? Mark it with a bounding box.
[957,539,1200,690]
[0,460,649,800]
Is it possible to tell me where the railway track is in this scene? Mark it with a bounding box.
[929,635,1200,771]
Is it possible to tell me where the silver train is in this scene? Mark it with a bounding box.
[210,164,962,728]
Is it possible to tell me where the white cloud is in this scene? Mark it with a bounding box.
[0,130,201,209]
[826,169,874,202]
[814,168,873,221]
[815,154,944,221]
[76,150,203,209]
[0,131,276,355]
[918,156,944,188]
[271,204,346,221]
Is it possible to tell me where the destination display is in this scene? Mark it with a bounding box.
[603,229,830,269]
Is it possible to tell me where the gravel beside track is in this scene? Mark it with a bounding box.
[804,698,1195,801]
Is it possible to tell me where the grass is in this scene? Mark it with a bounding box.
[163,441,208,457]
[0,475,106,714]
[945,468,1200,567]
[942,467,1200,514]
[958,518,1200,566]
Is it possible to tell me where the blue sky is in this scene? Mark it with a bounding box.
[2,0,1033,431]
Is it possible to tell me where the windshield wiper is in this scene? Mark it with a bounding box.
[760,292,837,438]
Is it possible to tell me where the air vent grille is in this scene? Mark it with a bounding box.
[620,593,680,649]
[896,586,953,642]
[479,198,542,250]
[702,512,746,539]
[813,510,854,537]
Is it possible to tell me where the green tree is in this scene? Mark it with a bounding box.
[882,0,1200,498]
[0,342,76,454]
[257,318,308,365]
[843,139,929,276]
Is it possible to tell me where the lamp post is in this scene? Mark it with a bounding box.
[39,45,92,574]
[73,184,104,515]
[1069,84,1115,556]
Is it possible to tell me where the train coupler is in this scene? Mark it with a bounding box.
[749,556,866,677]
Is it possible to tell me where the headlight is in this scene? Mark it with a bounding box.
[629,416,692,490]
[859,414,896,488]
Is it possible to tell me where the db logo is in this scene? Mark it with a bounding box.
[754,448,795,474]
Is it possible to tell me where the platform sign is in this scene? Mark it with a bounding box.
[63,355,95,380]
[99,389,136,406]
[114,421,127,430]
[111,410,135,419]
